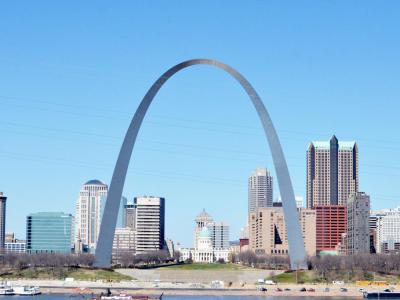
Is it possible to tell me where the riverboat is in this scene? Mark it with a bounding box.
[0,282,15,295]
[96,289,163,300]
[13,286,41,296]
[363,291,400,298]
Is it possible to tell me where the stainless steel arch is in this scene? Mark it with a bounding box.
[94,59,307,269]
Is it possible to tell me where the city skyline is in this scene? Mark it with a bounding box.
[1,2,400,248]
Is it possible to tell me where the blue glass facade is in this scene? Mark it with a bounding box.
[26,212,73,253]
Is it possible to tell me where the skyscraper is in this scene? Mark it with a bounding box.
[134,196,165,254]
[0,192,7,252]
[248,168,273,214]
[75,179,108,252]
[26,212,73,253]
[307,135,358,208]
[346,192,370,255]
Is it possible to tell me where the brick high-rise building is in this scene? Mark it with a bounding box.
[315,205,347,253]
[307,135,358,208]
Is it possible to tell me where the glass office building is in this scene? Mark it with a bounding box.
[26,212,73,253]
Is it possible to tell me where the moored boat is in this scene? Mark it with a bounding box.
[13,286,41,296]
[96,289,163,300]
[363,291,400,298]
[0,282,15,296]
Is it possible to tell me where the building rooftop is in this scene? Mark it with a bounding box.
[84,179,107,186]
[310,141,356,150]
[195,209,213,221]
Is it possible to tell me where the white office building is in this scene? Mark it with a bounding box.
[74,180,108,253]
[374,207,400,253]
[135,196,165,254]
[5,241,26,253]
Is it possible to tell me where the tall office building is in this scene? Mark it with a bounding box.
[307,135,358,208]
[248,168,273,214]
[75,180,108,252]
[26,212,73,253]
[0,192,7,252]
[346,192,370,255]
[134,196,165,254]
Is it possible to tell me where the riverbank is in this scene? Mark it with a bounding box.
[5,279,398,298]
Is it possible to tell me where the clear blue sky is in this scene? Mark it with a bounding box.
[1,1,399,247]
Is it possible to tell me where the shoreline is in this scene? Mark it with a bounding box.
[3,280,389,297]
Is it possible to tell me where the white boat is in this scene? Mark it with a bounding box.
[0,282,14,295]
[14,286,41,296]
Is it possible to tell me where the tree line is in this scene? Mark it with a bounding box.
[1,253,94,269]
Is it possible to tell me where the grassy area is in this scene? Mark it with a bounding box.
[268,270,400,284]
[68,268,132,281]
[0,267,132,281]
[162,263,253,271]
[268,270,317,284]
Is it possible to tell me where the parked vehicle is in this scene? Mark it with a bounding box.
[340,288,348,292]
[300,287,307,292]
[307,288,316,292]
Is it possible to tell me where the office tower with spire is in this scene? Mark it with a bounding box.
[248,168,273,214]
[307,135,358,208]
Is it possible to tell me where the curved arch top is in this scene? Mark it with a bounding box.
[94,59,307,270]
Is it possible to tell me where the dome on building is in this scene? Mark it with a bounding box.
[199,226,211,238]
[84,179,107,186]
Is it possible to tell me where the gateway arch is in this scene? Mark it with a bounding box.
[94,59,307,270]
